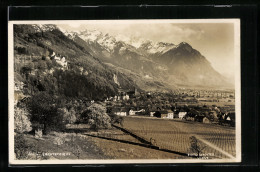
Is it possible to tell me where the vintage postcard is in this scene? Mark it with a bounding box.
[8,19,241,164]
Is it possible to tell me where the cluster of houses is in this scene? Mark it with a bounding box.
[105,88,235,126]
[111,103,235,126]
[105,88,139,102]
[112,106,188,120]
[112,107,145,117]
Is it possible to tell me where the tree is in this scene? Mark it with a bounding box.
[58,107,77,124]
[26,62,34,69]
[20,66,32,80]
[17,47,28,54]
[45,59,53,69]
[14,106,32,133]
[68,108,77,124]
[27,75,38,94]
[37,60,47,70]
[81,103,111,131]
[27,92,64,134]
[189,136,206,158]
[107,108,124,126]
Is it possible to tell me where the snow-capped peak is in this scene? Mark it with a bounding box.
[115,35,147,49]
[31,24,58,32]
[115,34,131,44]
[57,26,177,55]
[138,40,176,54]
[78,29,103,42]
[63,31,79,40]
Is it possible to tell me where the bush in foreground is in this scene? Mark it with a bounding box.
[14,134,34,159]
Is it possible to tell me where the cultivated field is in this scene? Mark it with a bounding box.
[85,128,188,159]
[16,118,236,160]
[120,117,236,159]
[176,101,235,107]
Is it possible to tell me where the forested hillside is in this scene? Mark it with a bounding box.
[14,24,139,101]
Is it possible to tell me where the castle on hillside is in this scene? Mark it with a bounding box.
[50,51,68,69]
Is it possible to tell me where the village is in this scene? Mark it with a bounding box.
[105,87,236,127]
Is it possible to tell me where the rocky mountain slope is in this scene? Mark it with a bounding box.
[61,27,232,88]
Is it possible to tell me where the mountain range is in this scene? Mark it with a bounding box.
[61,26,232,88]
[14,24,233,99]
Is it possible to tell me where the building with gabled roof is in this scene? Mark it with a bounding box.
[114,107,128,116]
[178,112,187,119]
[167,110,174,119]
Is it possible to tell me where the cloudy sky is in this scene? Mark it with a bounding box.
[58,21,237,79]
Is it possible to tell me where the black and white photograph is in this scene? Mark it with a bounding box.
[8,19,241,164]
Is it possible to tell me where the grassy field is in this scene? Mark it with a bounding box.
[15,131,107,160]
[119,117,236,159]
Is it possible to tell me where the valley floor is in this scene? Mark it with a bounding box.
[15,116,236,161]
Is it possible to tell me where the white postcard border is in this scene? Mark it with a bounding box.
[8,19,241,164]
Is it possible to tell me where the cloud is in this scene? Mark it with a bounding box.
[67,23,82,28]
